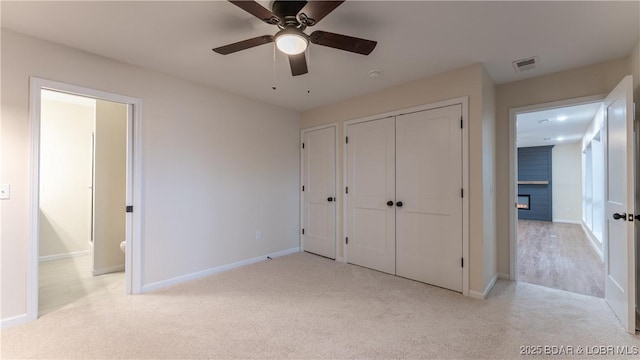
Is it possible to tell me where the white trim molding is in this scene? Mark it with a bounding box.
[552,219,582,225]
[39,250,90,262]
[141,247,300,293]
[580,221,604,261]
[497,272,510,280]
[92,264,126,276]
[1,314,30,329]
[469,274,498,300]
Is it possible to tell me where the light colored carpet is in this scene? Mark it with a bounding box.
[2,252,639,359]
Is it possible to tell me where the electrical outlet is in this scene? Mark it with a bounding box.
[255,231,262,240]
[0,184,10,200]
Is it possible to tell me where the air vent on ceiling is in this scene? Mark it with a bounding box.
[513,56,539,73]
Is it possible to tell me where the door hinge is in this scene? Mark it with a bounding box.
[461,258,464,268]
[461,189,464,198]
[461,116,463,129]
[126,205,133,213]
[302,228,305,235]
[302,142,305,149]
[302,185,305,191]
[345,186,349,194]
[346,136,349,144]
[346,237,349,244]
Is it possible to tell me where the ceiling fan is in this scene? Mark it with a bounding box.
[212,0,377,76]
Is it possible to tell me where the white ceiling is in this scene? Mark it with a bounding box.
[516,102,602,148]
[2,1,638,111]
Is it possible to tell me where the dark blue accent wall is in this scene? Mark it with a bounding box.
[518,146,553,221]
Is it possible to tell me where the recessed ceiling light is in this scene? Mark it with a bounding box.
[556,115,568,121]
[557,137,565,141]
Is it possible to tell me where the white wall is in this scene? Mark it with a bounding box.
[92,100,127,274]
[39,96,94,258]
[551,143,582,223]
[1,30,300,322]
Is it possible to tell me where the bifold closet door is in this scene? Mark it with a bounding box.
[395,105,463,292]
[346,118,395,274]
[302,127,336,259]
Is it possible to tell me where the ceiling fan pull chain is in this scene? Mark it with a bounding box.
[272,43,277,90]
[306,45,311,94]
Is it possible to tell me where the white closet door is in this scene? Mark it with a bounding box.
[346,118,396,274]
[303,127,336,259]
[395,105,463,292]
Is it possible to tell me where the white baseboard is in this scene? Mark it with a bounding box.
[497,272,510,280]
[469,274,498,300]
[336,256,345,263]
[1,313,29,329]
[580,221,604,261]
[92,264,125,276]
[552,219,582,225]
[141,247,300,293]
[39,249,90,262]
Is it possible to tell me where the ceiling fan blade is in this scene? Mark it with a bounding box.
[289,53,308,76]
[212,35,274,55]
[228,0,280,25]
[298,1,345,26]
[309,31,377,55]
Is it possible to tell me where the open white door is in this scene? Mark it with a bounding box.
[603,75,636,334]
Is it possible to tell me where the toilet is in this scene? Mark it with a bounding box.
[120,240,126,254]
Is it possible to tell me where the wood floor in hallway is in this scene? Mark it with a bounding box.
[517,220,604,298]
[39,254,125,316]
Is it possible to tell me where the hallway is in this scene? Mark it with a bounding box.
[517,220,604,297]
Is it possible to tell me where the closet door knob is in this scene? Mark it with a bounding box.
[396,201,403,207]
[386,201,394,207]
[613,212,626,220]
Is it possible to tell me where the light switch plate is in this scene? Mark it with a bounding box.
[0,184,9,200]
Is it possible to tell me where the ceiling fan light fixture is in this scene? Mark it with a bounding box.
[275,30,308,55]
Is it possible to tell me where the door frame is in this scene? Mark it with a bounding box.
[300,123,339,259]
[27,77,144,322]
[508,94,605,280]
[342,96,469,296]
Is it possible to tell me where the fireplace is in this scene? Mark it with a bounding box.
[517,194,530,210]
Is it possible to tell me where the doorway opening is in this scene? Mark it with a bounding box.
[28,78,143,322]
[38,90,127,315]
[514,100,605,298]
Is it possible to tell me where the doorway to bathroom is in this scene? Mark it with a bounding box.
[28,78,143,321]
[38,89,127,315]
